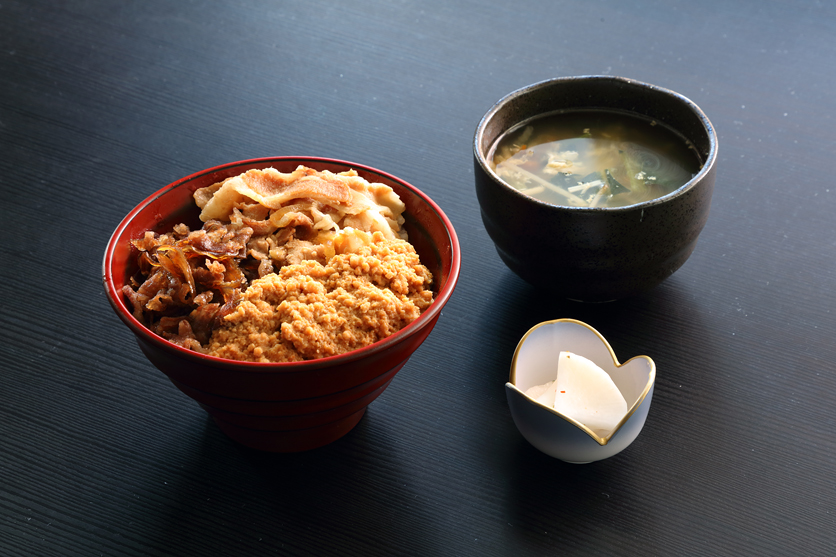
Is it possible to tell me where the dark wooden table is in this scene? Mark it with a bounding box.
[2,1,834,555]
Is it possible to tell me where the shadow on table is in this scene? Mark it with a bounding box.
[463,269,699,405]
[472,270,715,554]
[144,406,444,555]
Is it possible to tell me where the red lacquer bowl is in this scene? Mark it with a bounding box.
[102,157,461,452]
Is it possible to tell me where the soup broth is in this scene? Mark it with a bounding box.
[489,109,702,208]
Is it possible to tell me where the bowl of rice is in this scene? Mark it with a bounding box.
[103,157,461,452]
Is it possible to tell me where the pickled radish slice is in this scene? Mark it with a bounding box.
[524,351,628,436]
[529,380,555,407]
[554,352,627,435]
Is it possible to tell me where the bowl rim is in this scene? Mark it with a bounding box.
[507,318,656,445]
[473,75,718,212]
[102,156,461,371]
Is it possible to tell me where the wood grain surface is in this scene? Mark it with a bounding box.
[1,0,834,555]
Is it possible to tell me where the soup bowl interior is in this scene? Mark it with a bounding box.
[474,76,717,302]
[103,157,461,452]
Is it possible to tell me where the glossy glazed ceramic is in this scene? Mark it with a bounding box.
[474,76,717,302]
[103,157,461,452]
[506,319,655,463]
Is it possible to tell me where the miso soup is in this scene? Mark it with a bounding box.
[489,109,702,208]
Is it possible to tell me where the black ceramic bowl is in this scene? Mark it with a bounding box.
[474,76,717,302]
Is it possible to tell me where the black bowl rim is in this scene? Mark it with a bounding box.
[102,156,461,371]
[473,75,718,212]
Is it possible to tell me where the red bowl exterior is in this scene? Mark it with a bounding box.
[168,362,407,417]
[211,409,369,453]
[103,157,460,452]
[197,376,396,430]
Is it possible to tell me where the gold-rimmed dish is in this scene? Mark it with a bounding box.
[506,318,655,463]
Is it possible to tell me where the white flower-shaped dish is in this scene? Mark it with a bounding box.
[506,319,656,464]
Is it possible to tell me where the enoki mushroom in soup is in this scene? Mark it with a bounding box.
[123,166,434,362]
